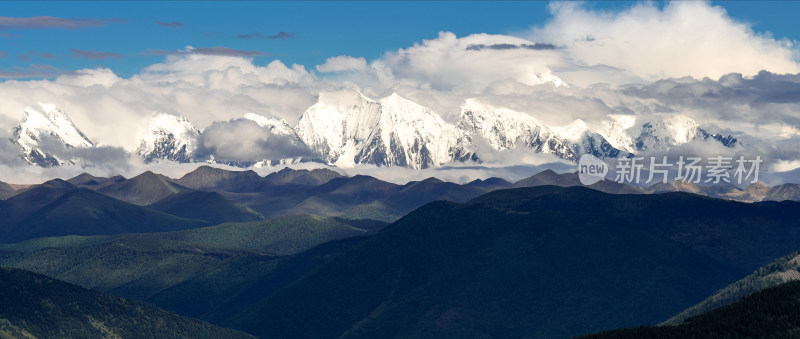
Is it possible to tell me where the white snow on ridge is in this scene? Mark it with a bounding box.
[633,115,704,152]
[654,115,700,145]
[243,113,296,136]
[531,70,569,88]
[553,119,590,142]
[296,92,475,169]
[458,98,550,151]
[457,99,624,160]
[599,115,637,154]
[295,92,382,164]
[10,103,95,166]
[136,113,200,163]
[372,93,473,168]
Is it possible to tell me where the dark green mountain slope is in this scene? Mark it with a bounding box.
[282,175,402,218]
[465,177,512,190]
[150,236,370,322]
[262,167,343,186]
[1,187,207,243]
[379,177,489,214]
[513,168,580,187]
[470,187,800,270]
[0,215,385,302]
[286,175,492,221]
[0,179,76,227]
[581,280,800,339]
[0,181,15,199]
[96,170,190,205]
[311,175,403,205]
[149,190,264,224]
[4,188,207,243]
[219,186,800,338]
[0,266,252,339]
[662,250,800,325]
[170,167,498,222]
[0,236,268,301]
[66,172,125,187]
[175,165,264,192]
[144,214,379,255]
[0,231,375,333]
[219,185,321,218]
[513,170,645,194]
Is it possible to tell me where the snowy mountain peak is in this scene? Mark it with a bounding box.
[10,103,95,167]
[554,119,590,142]
[460,98,543,125]
[457,99,551,151]
[377,93,443,127]
[598,115,637,154]
[296,92,476,169]
[379,92,417,106]
[641,115,700,145]
[531,70,569,88]
[295,91,382,163]
[366,93,475,168]
[243,113,295,136]
[136,113,200,163]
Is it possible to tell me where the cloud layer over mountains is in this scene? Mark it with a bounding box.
[0,2,799,183]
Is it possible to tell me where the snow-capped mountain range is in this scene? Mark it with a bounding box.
[632,116,738,152]
[457,99,621,161]
[8,94,739,169]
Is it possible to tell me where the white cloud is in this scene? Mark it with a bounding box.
[195,118,313,162]
[139,54,314,87]
[56,68,120,88]
[381,32,566,91]
[530,1,800,80]
[0,56,319,152]
[316,56,368,73]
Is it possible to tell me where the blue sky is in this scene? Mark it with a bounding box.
[2,1,798,78]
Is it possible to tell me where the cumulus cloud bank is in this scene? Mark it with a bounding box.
[530,2,800,80]
[195,119,313,162]
[0,55,318,153]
